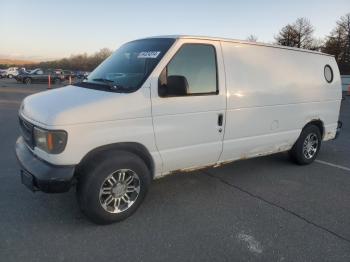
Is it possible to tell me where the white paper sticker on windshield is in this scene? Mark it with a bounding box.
[137,51,161,59]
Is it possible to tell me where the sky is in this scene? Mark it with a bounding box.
[0,0,349,61]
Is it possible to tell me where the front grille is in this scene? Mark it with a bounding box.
[19,117,34,149]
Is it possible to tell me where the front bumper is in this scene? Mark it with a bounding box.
[15,137,75,193]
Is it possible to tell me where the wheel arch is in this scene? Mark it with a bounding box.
[302,119,325,138]
[75,142,155,179]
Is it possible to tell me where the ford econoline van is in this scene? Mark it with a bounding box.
[15,36,342,224]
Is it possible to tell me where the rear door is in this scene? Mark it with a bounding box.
[149,39,226,173]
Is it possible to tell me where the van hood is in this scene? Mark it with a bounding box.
[21,85,150,126]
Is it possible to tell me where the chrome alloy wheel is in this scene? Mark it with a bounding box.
[303,133,319,159]
[99,169,140,214]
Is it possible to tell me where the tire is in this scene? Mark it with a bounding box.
[76,151,151,224]
[8,74,13,79]
[24,78,32,85]
[289,124,322,165]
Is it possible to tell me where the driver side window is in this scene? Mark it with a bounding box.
[159,44,218,97]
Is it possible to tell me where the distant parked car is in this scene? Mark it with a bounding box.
[16,68,37,83]
[75,71,84,79]
[17,68,65,85]
[62,70,76,80]
[75,71,90,79]
[54,69,64,75]
[6,67,19,78]
[0,69,7,78]
[15,68,29,81]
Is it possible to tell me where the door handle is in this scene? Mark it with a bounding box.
[218,114,223,126]
[218,114,223,132]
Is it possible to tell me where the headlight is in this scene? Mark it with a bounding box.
[33,127,67,154]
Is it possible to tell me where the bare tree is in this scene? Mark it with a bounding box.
[323,13,350,61]
[294,18,315,49]
[309,38,323,51]
[246,34,258,42]
[322,26,345,61]
[275,24,298,47]
[322,13,350,74]
[95,48,113,61]
[89,48,113,70]
[275,17,316,49]
[337,13,350,63]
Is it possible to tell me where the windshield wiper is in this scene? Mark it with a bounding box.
[89,78,130,92]
[91,78,114,83]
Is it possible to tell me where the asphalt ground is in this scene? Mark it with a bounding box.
[0,78,349,261]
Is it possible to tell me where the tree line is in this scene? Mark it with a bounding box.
[35,48,113,72]
[1,13,349,74]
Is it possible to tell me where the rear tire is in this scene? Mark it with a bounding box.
[76,151,151,224]
[289,124,321,165]
[8,74,13,79]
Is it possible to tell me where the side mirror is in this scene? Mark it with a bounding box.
[159,75,189,97]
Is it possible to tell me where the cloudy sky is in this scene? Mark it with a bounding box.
[0,0,349,61]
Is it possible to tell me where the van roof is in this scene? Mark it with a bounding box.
[141,35,333,57]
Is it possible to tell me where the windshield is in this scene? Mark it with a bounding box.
[76,38,175,93]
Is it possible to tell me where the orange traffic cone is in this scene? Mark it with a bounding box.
[47,75,51,89]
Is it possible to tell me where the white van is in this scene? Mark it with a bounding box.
[15,36,342,224]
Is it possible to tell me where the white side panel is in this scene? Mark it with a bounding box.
[220,100,340,162]
[221,42,341,109]
[220,41,342,162]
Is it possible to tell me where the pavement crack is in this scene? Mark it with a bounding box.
[202,170,350,244]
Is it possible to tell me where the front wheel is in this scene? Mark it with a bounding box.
[76,151,151,224]
[8,74,13,79]
[289,125,321,165]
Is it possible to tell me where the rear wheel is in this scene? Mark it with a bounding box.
[289,124,321,165]
[76,151,151,224]
[8,74,13,79]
